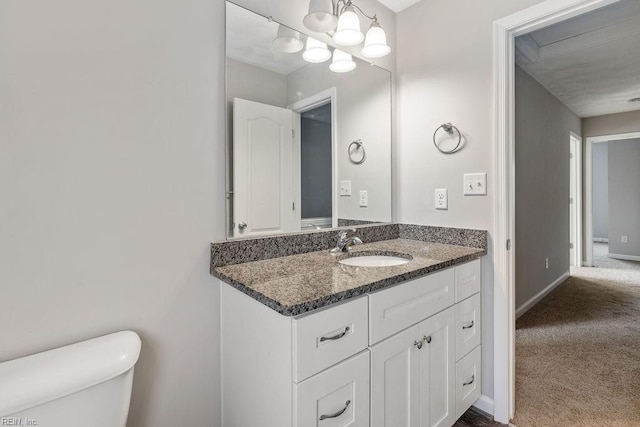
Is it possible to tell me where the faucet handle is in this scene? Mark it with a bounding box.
[338,228,357,240]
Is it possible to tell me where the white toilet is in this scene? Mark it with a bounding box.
[0,331,142,427]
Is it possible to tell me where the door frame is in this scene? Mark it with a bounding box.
[584,131,640,265]
[492,0,621,423]
[288,87,338,228]
[570,131,583,267]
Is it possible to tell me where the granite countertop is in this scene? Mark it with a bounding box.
[212,238,485,316]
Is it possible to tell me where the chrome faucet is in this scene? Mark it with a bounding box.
[331,229,363,254]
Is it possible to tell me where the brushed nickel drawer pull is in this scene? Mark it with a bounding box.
[424,335,432,344]
[320,326,350,342]
[319,400,351,420]
[462,321,475,330]
[414,340,423,350]
[463,375,475,386]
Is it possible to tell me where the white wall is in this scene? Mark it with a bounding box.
[0,1,225,426]
[514,66,581,310]
[226,58,288,108]
[592,142,609,240]
[395,0,545,400]
[287,62,392,222]
[583,110,640,137]
[608,139,640,258]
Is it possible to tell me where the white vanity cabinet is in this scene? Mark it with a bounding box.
[220,258,482,427]
[371,308,456,427]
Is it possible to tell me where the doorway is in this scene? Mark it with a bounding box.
[493,0,628,423]
[299,103,333,230]
[585,131,640,266]
[289,87,338,229]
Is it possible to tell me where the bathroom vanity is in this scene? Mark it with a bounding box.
[211,224,486,427]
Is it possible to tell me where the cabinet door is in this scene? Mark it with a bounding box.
[419,308,456,427]
[370,324,421,427]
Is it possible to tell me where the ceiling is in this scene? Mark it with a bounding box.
[376,0,422,13]
[515,0,640,118]
[226,2,308,75]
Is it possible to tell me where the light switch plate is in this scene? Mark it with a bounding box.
[340,180,351,196]
[359,190,368,207]
[435,189,448,210]
[463,173,487,195]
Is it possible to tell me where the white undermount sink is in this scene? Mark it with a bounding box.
[339,254,411,267]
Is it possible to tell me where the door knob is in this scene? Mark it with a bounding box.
[238,222,247,230]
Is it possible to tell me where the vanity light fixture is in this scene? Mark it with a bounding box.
[333,5,363,46]
[329,49,356,73]
[302,37,332,63]
[272,25,304,53]
[303,0,338,33]
[361,21,391,58]
[303,0,390,58]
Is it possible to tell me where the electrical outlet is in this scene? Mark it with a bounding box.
[545,258,549,269]
[359,190,368,207]
[621,236,628,243]
[435,189,448,210]
[340,180,351,196]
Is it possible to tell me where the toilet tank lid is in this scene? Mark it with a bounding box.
[0,330,142,416]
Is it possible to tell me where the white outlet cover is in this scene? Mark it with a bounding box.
[463,173,487,196]
[435,188,448,210]
[340,180,351,196]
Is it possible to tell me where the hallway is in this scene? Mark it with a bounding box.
[513,263,640,426]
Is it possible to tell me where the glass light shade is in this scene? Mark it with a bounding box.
[272,25,304,53]
[302,37,332,63]
[333,6,364,46]
[361,22,390,58]
[330,49,356,73]
[303,0,338,33]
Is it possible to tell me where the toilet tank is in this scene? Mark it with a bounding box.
[0,331,142,427]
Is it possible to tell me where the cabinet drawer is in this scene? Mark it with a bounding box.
[369,268,454,344]
[455,259,481,302]
[294,351,370,427]
[455,345,481,420]
[293,296,368,382]
[455,293,481,361]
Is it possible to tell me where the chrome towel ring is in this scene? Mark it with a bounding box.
[348,139,366,164]
[433,123,462,154]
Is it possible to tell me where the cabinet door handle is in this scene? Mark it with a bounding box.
[320,326,350,342]
[463,375,475,386]
[414,340,423,350]
[424,335,432,344]
[319,400,351,420]
[462,321,474,330]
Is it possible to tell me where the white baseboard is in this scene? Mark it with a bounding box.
[609,253,640,262]
[516,271,570,319]
[473,394,494,416]
[593,237,608,243]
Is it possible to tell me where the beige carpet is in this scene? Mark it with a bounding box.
[514,265,640,426]
[593,242,640,272]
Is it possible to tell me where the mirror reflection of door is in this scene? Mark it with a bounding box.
[300,103,333,230]
[233,98,299,237]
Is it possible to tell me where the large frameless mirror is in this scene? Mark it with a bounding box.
[225,1,392,238]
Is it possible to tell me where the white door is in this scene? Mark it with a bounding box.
[569,135,581,266]
[419,308,455,427]
[233,98,298,237]
[371,324,421,427]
